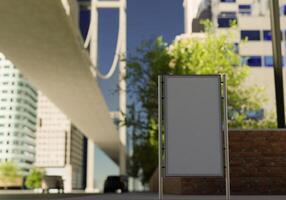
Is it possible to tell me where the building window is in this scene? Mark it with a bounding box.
[39,118,43,128]
[264,56,285,67]
[263,30,283,41]
[242,56,262,67]
[246,109,264,120]
[234,43,239,53]
[241,30,261,41]
[264,56,273,67]
[239,4,251,15]
[283,5,286,15]
[221,0,236,2]
[218,12,237,28]
[263,30,272,41]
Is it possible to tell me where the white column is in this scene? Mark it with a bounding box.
[118,0,127,175]
[183,0,206,34]
[88,0,127,175]
[183,0,192,34]
[85,2,97,192]
[85,139,95,192]
[90,0,99,74]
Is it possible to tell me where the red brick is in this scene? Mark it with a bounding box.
[149,129,286,195]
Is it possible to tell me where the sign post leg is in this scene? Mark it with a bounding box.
[223,74,231,200]
[158,75,163,200]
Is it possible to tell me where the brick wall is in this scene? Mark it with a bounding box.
[149,129,286,195]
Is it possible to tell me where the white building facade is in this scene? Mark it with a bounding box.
[35,92,87,192]
[0,53,38,174]
[212,0,286,68]
[212,0,286,111]
[185,0,286,112]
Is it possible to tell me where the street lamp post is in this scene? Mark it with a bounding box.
[269,0,285,128]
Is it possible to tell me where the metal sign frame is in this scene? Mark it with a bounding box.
[158,74,230,200]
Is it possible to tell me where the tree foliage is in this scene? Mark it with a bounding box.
[0,162,22,186]
[25,168,45,189]
[125,22,275,185]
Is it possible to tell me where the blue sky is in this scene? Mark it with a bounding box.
[80,0,185,190]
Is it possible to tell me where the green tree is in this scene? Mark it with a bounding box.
[25,168,45,189]
[126,38,172,184]
[125,21,275,185]
[0,162,22,188]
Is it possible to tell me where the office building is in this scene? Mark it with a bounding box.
[188,0,286,112]
[213,0,286,111]
[35,92,87,192]
[0,53,38,174]
[212,0,286,68]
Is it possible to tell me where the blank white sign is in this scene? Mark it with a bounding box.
[164,75,224,177]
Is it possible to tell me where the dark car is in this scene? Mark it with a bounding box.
[103,175,128,193]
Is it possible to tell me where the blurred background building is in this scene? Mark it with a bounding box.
[0,53,88,192]
[214,0,286,112]
[190,0,286,68]
[212,0,286,68]
[35,92,87,192]
[0,53,38,175]
[187,0,286,113]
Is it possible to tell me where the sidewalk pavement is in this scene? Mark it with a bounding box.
[1,192,286,200]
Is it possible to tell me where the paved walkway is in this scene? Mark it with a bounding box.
[1,192,286,200]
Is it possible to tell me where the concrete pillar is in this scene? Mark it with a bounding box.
[86,1,96,192]
[64,164,72,193]
[85,139,95,192]
[183,0,192,34]
[118,0,127,176]
[119,144,126,175]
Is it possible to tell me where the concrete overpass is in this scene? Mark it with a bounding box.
[0,0,121,163]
